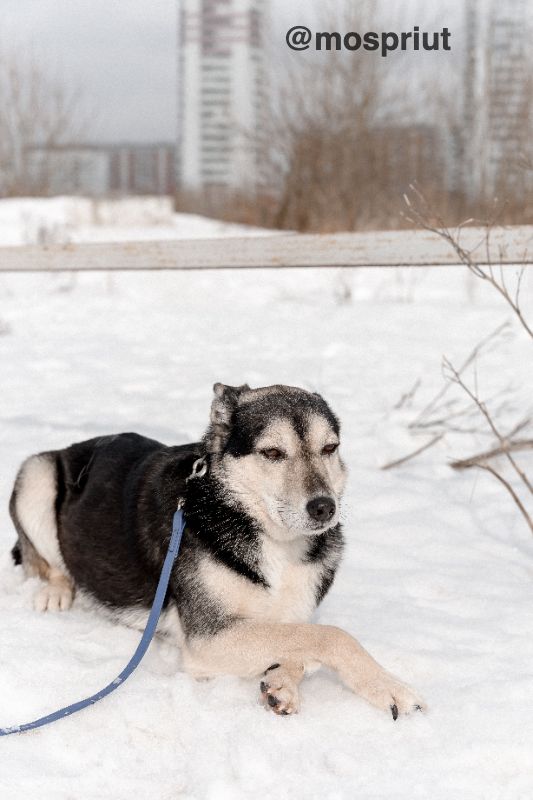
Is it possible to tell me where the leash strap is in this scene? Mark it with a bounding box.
[0,508,186,736]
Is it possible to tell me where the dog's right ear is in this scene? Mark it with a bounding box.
[206,383,250,455]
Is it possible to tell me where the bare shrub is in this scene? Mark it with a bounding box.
[383,195,533,535]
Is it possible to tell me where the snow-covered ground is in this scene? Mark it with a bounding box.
[0,195,275,246]
[1,199,532,800]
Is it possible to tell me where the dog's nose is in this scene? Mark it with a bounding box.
[306,496,336,523]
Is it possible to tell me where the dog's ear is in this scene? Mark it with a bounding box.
[206,383,250,454]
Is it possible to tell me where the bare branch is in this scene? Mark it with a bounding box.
[443,357,533,495]
[381,434,444,471]
[450,438,533,471]
[473,464,533,536]
[409,321,510,429]
[404,188,533,340]
[393,378,421,410]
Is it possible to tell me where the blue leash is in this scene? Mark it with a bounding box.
[0,508,186,737]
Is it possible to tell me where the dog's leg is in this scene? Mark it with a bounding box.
[182,622,425,718]
[10,453,74,612]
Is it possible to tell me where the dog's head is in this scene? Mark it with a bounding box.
[204,383,347,541]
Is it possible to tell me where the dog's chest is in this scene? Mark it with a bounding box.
[199,537,321,623]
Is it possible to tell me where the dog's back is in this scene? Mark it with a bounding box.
[9,433,200,611]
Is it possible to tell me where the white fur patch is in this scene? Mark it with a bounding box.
[16,455,66,571]
[199,535,320,625]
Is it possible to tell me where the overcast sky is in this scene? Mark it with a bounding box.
[2,0,471,143]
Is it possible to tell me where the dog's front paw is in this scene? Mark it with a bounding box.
[357,672,426,719]
[260,664,300,716]
[34,581,73,612]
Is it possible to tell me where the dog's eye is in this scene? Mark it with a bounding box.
[322,443,339,455]
[260,448,285,461]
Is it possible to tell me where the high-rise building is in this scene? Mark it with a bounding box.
[462,0,530,200]
[177,0,266,194]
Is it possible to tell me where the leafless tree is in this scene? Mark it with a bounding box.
[0,42,88,196]
[256,1,434,232]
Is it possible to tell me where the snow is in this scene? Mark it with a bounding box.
[0,196,276,246]
[1,198,532,799]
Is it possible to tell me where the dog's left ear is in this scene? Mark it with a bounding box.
[206,383,250,454]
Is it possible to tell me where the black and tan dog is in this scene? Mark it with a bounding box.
[10,383,424,717]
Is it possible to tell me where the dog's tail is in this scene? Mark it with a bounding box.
[8,453,61,578]
[9,477,25,566]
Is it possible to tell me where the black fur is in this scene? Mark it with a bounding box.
[314,567,337,605]
[53,433,235,636]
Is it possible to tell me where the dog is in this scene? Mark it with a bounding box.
[9,382,424,717]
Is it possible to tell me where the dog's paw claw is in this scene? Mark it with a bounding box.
[391,703,398,721]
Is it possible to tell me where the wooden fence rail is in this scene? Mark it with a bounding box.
[0,226,532,272]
